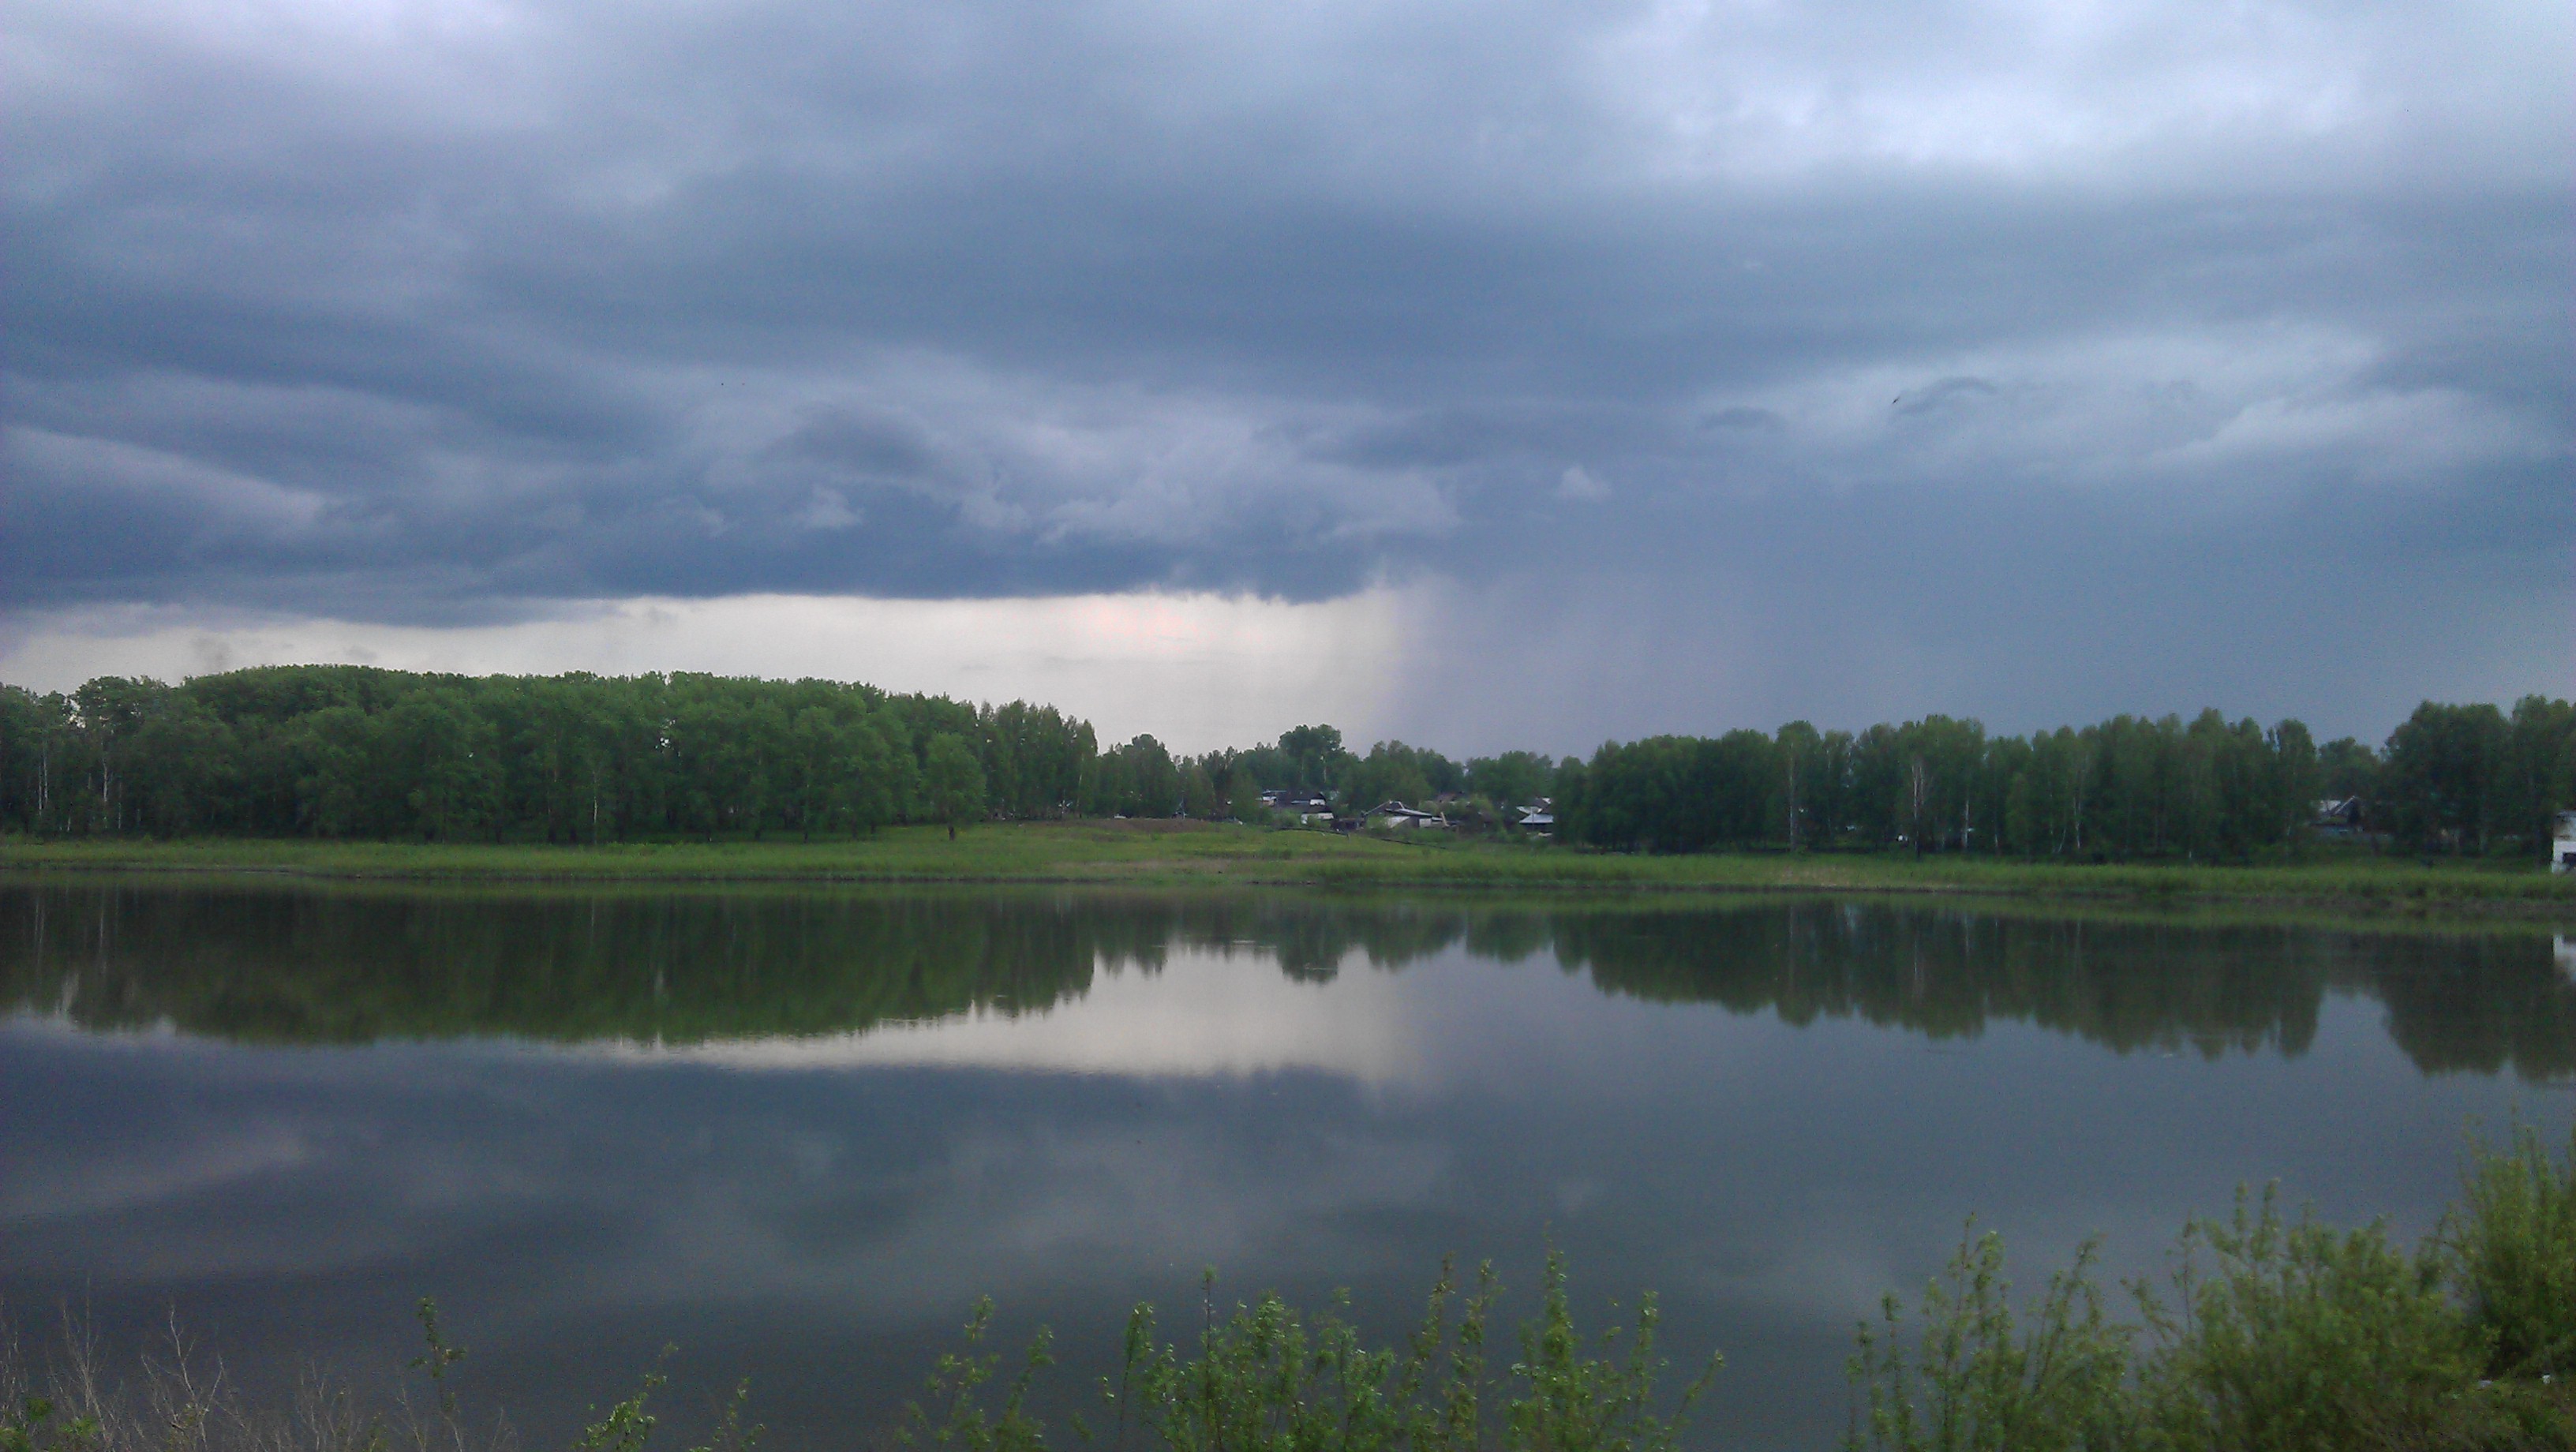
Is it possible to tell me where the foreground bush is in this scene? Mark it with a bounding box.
[2447,1124,2576,1381]
[1848,1127,2576,1452]
[1845,1232,2133,1451]
[2128,1188,2484,1450]
[908,1253,1717,1452]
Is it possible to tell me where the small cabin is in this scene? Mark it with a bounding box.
[1262,788,1333,824]
[1366,802,1447,830]
[2553,811,2576,874]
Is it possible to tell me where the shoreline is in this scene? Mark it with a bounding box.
[6,824,2572,922]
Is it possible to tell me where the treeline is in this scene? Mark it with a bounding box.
[0,668,1111,841]
[1558,700,2576,862]
[0,667,1519,844]
[0,665,2568,861]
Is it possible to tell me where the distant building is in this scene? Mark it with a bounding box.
[2314,797,2368,836]
[1365,801,1447,829]
[1516,807,1555,836]
[2553,811,2576,874]
[1261,788,1333,824]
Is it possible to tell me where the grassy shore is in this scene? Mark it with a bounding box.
[4,820,2572,917]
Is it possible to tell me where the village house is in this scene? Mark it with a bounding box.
[1260,788,1335,824]
[1365,801,1448,830]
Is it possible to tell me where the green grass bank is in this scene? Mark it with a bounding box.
[3,821,2572,919]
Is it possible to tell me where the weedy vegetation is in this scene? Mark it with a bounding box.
[1846,1126,2576,1451]
[6,1133,2572,1452]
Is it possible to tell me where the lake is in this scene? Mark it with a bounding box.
[5,879,2573,1450]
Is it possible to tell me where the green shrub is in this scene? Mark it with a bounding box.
[2442,1124,2576,1379]
[900,1299,1049,1452]
[2130,1186,2485,1452]
[0,1398,101,1452]
[1501,1251,1716,1452]
[1106,1278,1413,1452]
[1099,1256,1711,1452]
[1844,1228,2134,1452]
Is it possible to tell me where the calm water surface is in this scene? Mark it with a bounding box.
[5,880,2574,1450]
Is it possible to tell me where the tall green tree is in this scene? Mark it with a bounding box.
[923,732,987,840]
[2386,702,2510,854]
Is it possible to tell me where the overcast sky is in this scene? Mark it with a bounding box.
[3,0,2568,752]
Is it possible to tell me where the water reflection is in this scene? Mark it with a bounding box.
[4,880,2573,1452]
[6,883,2572,1080]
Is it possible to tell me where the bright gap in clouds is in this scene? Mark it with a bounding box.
[0,591,1417,755]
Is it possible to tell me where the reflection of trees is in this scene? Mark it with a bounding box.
[0,885,1484,1045]
[1,886,2567,1080]
[2364,935,2576,1080]
[1545,904,2575,1082]
[0,887,1117,1042]
[1548,908,2328,1059]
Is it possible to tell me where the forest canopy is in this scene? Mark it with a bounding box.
[0,666,2567,862]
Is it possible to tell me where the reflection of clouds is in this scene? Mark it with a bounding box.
[0,1121,313,1221]
[590,947,1428,1085]
[567,1115,1452,1321]
[0,956,1461,1312]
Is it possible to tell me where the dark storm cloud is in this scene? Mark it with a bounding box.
[2,0,2568,722]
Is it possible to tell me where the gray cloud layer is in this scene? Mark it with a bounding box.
[4,0,2568,733]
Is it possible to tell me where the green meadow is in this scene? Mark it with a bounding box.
[5,821,2570,917]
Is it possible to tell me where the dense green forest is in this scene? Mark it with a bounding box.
[1556,699,2574,863]
[0,667,2567,862]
